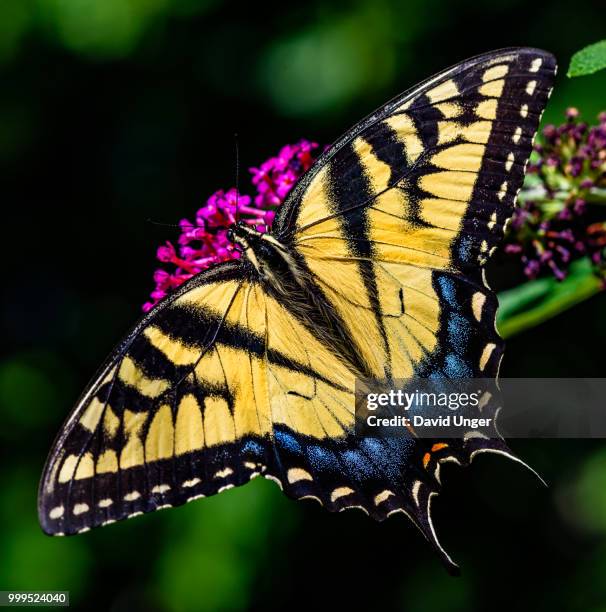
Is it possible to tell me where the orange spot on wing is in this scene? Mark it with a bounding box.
[422,452,431,468]
[431,442,449,452]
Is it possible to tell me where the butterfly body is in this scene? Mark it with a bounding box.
[39,48,557,570]
[228,224,291,282]
[230,222,372,376]
[230,223,310,301]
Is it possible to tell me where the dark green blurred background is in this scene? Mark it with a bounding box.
[2,1,606,610]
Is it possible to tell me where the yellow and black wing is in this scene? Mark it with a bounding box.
[38,262,356,534]
[265,47,556,565]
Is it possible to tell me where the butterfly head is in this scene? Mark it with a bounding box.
[227,221,259,250]
[227,222,271,274]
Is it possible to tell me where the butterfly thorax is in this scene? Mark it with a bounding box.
[228,223,301,288]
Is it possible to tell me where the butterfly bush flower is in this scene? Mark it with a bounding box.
[143,140,320,311]
[505,109,606,283]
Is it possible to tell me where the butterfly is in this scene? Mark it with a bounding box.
[39,47,556,571]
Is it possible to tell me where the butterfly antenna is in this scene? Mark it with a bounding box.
[234,132,240,224]
[146,218,194,230]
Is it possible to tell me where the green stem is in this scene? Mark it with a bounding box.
[586,187,606,204]
[496,258,603,339]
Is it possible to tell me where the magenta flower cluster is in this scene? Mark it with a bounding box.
[505,109,606,283]
[143,140,320,311]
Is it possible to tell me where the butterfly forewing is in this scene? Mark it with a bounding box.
[39,263,356,535]
[276,48,556,382]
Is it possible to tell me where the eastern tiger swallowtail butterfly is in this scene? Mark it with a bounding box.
[39,47,557,571]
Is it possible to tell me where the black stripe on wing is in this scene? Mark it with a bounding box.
[325,143,390,374]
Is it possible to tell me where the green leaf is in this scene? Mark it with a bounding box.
[568,40,606,77]
[497,258,603,339]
